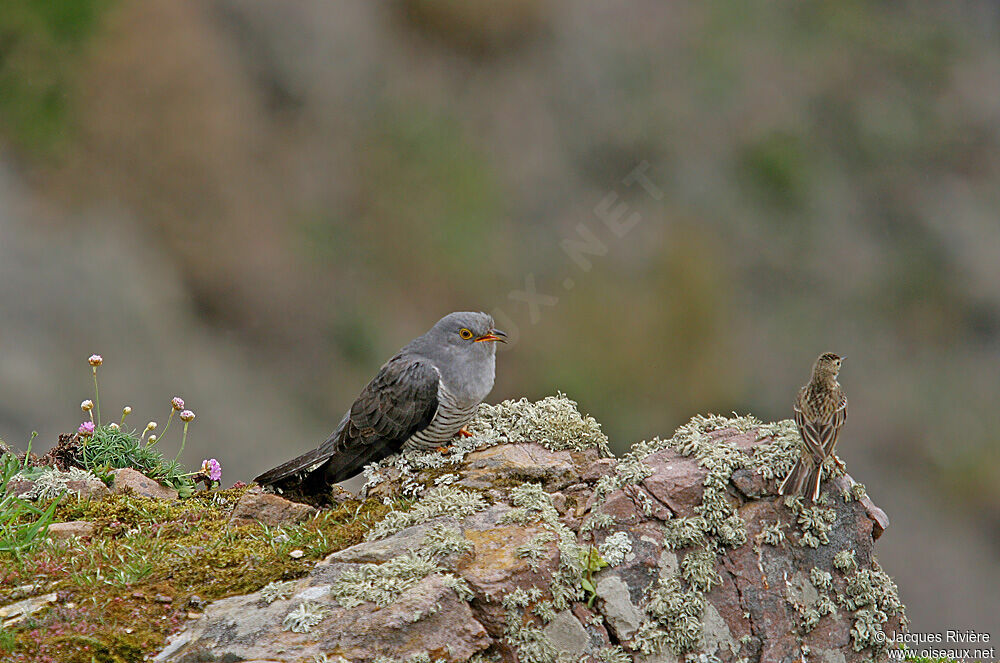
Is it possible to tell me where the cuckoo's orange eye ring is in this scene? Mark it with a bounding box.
[459,328,474,340]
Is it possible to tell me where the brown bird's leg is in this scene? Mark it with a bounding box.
[458,427,474,438]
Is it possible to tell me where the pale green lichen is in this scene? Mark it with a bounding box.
[502,587,559,663]
[433,473,459,486]
[715,513,748,547]
[805,593,838,631]
[332,524,473,609]
[516,531,556,571]
[833,558,906,654]
[531,598,557,623]
[502,482,561,526]
[680,548,722,593]
[259,579,296,603]
[331,552,441,608]
[633,576,705,655]
[786,497,837,548]
[282,601,326,633]
[373,654,448,663]
[597,531,631,566]
[467,651,502,663]
[466,394,611,455]
[750,418,801,481]
[810,567,833,591]
[662,516,709,550]
[366,486,486,541]
[12,466,104,500]
[421,523,474,559]
[834,549,858,572]
[842,481,868,502]
[441,573,475,601]
[580,512,615,534]
[597,645,632,663]
[759,521,786,546]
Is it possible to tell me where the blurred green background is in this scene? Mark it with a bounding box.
[1,0,998,638]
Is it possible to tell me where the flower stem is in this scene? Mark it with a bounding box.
[174,421,190,465]
[92,368,101,426]
[160,410,175,442]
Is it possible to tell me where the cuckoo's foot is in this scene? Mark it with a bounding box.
[436,445,453,455]
[457,427,474,438]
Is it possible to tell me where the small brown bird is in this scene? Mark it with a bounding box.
[778,352,848,501]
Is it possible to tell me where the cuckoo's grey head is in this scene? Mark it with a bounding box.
[409,311,506,403]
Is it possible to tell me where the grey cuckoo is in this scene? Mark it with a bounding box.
[253,312,505,497]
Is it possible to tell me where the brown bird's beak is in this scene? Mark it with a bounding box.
[474,329,507,343]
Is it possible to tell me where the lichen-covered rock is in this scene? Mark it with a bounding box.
[460,443,600,491]
[155,397,905,663]
[154,569,490,662]
[6,466,110,500]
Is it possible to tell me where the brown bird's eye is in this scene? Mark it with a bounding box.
[459,328,473,340]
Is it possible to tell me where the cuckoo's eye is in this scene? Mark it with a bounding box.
[459,328,474,340]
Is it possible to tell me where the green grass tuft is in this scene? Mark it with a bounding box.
[76,425,195,496]
[0,450,59,559]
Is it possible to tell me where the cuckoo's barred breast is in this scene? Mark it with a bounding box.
[404,381,479,452]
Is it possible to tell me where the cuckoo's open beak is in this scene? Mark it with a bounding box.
[474,329,507,343]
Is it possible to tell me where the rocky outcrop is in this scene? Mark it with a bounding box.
[155,397,905,663]
[230,487,318,526]
[113,467,180,500]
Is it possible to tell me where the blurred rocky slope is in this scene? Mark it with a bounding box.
[1,0,998,638]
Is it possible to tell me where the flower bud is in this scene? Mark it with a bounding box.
[88,354,103,367]
[81,400,94,412]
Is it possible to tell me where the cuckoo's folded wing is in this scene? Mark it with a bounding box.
[319,353,440,483]
[254,353,440,488]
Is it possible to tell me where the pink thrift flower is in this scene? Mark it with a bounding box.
[180,410,196,422]
[171,396,185,411]
[201,458,222,482]
[78,421,96,435]
[88,354,103,367]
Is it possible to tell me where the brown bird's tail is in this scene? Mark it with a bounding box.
[778,458,824,502]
